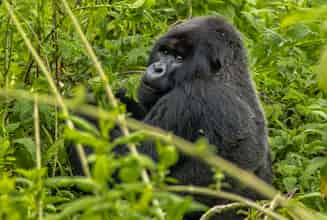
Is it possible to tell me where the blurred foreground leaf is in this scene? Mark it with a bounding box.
[318,49,327,92]
[320,161,327,198]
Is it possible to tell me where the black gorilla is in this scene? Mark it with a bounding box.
[69,16,272,220]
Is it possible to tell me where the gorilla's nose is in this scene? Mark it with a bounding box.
[153,62,166,75]
[144,62,166,84]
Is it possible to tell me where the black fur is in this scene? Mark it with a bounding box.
[137,16,272,219]
[69,16,272,220]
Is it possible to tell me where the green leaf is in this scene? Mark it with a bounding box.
[64,128,108,150]
[93,155,116,186]
[281,6,327,27]
[283,177,297,192]
[6,123,20,133]
[318,48,327,92]
[14,138,36,162]
[45,196,104,220]
[70,115,100,136]
[0,175,15,194]
[304,157,327,179]
[119,166,141,182]
[131,0,146,8]
[158,145,178,169]
[130,0,155,9]
[320,161,327,198]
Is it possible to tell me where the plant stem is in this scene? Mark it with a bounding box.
[200,203,246,220]
[3,0,91,178]
[166,185,287,220]
[34,95,43,220]
[59,1,165,218]
[0,79,320,220]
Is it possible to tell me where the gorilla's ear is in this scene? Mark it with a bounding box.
[210,42,225,73]
[190,36,226,76]
[212,56,222,72]
[211,31,231,73]
[206,31,226,73]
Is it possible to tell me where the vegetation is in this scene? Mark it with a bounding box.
[0,0,327,219]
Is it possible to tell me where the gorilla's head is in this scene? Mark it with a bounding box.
[138,16,247,110]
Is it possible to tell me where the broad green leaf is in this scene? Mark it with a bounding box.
[64,127,108,150]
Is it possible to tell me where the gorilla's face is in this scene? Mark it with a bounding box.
[138,35,193,109]
[138,16,242,110]
[142,42,186,93]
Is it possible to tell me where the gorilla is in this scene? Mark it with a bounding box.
[69,16,272,220]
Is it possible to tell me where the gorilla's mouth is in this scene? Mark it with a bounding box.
[141,80,160,93]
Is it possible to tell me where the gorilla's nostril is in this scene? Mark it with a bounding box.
[154,67,164,73]
[153,63,165,74]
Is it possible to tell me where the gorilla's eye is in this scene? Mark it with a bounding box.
[176,55,183,62]
[162,49,169,55]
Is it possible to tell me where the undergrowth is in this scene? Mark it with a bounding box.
[0,0,327,219]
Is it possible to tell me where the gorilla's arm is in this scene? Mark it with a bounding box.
[115,89,147,120]
[139,83,268,178]
[68,89,147,175]
[202,87,268,172]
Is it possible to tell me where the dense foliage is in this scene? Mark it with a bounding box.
[0,0,327,219]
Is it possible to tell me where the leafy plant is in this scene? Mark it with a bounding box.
[0,0,326,219]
